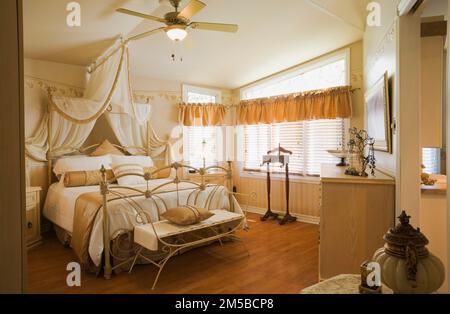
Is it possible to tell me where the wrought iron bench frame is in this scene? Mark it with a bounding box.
[99,161,255,289]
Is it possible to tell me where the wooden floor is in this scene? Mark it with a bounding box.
[27,213,319,294]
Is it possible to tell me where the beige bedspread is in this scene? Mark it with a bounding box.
[70,189,140,266]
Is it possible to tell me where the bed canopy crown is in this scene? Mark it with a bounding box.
[26,38,172,167]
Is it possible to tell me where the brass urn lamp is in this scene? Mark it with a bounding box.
[373,211,445,293]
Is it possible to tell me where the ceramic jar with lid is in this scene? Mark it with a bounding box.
[373,211,445,293]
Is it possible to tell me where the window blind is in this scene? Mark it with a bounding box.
[244,119,345,176]
[422,148,440,174]
[186,126,219,168]
[183,86,221,168]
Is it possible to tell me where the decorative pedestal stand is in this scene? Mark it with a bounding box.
[260,145,297,225]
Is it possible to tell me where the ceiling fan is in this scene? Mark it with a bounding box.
[117,0,239,42]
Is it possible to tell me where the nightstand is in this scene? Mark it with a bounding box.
[26,186,42,248]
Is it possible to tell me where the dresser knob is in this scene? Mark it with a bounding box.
[28,222,33,229]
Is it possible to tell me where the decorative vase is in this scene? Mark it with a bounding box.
[373,211,445,293]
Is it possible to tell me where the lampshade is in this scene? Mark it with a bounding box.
[166,26,188,42]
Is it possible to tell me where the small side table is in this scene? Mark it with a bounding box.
[26,186,42,249]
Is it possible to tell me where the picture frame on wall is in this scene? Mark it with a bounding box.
[365,71,392,153]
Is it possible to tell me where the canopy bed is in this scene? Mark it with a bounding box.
[24,38,252,287]
[25,38,172,185]
[43,153,250,287]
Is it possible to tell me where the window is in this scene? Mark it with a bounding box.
[240,50,349,176]
[243,120,346,175]
[182,85,223,168]
[422,148,440,174]
[241,51,349,100]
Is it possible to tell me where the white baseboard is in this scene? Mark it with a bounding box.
[242,205,320,225]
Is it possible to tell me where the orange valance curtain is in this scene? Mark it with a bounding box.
[237,86,353,125]
[178,103,226,126]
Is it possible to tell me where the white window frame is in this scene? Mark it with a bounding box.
[182,84,224,168]
[182,84,222,104]
[237,49,351,181]
[240,49,350,100]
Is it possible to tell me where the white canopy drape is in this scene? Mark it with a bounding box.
[25,39,171,163]
[105,103,172,163]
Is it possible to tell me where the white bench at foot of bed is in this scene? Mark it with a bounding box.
[131,209,246,289]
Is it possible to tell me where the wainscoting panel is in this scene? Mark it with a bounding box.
[233,171,321,220]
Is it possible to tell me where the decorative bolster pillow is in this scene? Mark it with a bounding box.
[63,169,115,187]
[144,166,172,179]
[162,206,215,226]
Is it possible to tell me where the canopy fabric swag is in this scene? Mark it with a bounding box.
[25,39,172,163]
[178,103,226,126]
[236,86,353,125]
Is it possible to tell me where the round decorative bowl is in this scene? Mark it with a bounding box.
[327,150,355,167]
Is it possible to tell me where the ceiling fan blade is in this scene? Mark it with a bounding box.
[116,8,166,23]
[178,0,206,20]
[127,27,166,42]
[190,22,238,33]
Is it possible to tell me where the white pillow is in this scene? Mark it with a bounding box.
[111,155,154,168]
[53,155,112,177]
[112,163,146,186]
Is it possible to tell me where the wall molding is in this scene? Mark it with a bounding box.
[24,75,194,103]
[243,205,320,225]
[133,90,182,103]
[25,76,84,97]
[366,20,397,71]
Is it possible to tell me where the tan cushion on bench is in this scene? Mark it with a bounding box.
[134,209,244,251]
[162,206,214,226]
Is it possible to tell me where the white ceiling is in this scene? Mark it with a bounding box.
[422,0,448,18]
[23,0,365,89]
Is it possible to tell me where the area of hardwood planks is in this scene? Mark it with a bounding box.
[27,214,319,294]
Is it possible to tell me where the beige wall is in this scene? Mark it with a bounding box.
[233,41,364,221]
[24,59,85,194]
[421,193,448,292]
[349,41,365,130]
[24,58,85,139]
[364,0,426,224]
[363,0,400,176]
[24,58,234,189]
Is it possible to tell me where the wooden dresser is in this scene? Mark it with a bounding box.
[26,186,42,248]
[319,164,395,280]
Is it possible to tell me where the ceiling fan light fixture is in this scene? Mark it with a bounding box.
[166,25,188,42]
